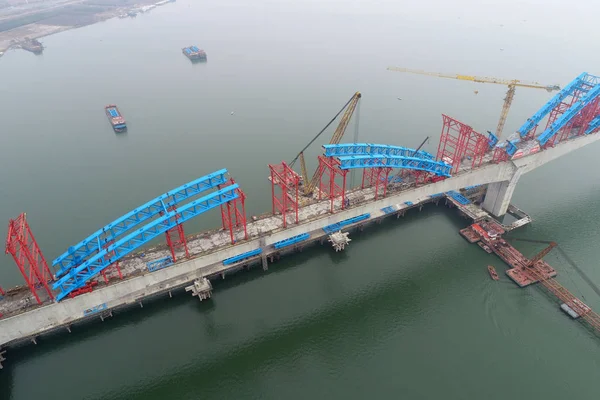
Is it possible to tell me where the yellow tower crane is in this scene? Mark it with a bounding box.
[290,92,361,196]
[386,67,560,138]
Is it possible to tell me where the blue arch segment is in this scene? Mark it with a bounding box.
[53,169,229,278]
[585,116,600,134]
[336,155,451,177]
[515,72,597,138]
[537,84,600,146]
[323,143,434,160]
[53,184,240,301]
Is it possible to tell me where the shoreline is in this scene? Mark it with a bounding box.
[0,0,175,55]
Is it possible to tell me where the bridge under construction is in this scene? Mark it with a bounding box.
[2,71,600,369]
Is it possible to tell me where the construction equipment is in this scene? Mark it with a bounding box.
[526,241,557,268]
[387,67,561,138]
[290,92,361,195]
[510,238,600,299]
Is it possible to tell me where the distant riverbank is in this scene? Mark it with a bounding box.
[0,0,175,54]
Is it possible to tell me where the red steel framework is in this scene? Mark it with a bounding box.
[550,97,600,147]
[159,207,190,262]
[269,162,300,228]
[4,213,54,304]
[219,178,248,244]
[165,224,189,262]
[0,285,5,296]
[541,84,589,147]
[437,115,489,170]
[100,239,123,283]
[318,155,348,213]
[361,167,392,200]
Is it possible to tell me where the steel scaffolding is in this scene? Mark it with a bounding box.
[5,213,54,304]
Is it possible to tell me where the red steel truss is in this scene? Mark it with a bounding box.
[269,162,300,228]
[159,207,190,262]
[361,167,392,200]
[0,285,5,296]
[220,178,248,244]
[318,155,348,213]
[541,83,590,147]
[165,224,189,262]
[437,115,489,172]
[5,213,54,304]
[100,240,123,283]
[550,97,600,146]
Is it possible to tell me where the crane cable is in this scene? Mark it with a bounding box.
[289,95,355,167]
[509,237,600,300]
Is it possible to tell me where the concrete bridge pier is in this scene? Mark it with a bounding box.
[482,168,524,217]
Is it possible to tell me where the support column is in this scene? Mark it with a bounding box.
[260,237,268,271]
[482,168,523,217]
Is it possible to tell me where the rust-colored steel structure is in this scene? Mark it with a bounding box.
[317,155,348,213]
[165,224,189,262]
[159,207,190,263]
[549,97,600,146]
[269,162,300,228]
[100,240,123,283]
[5,213,54,304]
[436,115,489,172]
[219,178,248,244]
[361,167,392,200]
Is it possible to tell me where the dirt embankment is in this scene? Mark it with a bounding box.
[0,0,168,53]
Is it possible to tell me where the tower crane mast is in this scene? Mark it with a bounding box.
[290,92,361,196]
[387,67,560,138]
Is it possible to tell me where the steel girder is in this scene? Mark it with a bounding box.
[53,185,239,301]
[335,155,452,177]
[53,169,229,277]
[537,84,600,146]
[585,116,600,134]
[322,143,434,159]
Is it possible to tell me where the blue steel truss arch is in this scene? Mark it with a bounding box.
[515,72,598,138]
[323,143,434,159]
[537,84,600,146]
[53,169,229,277]
[53,184,240,301]
[335,155,451,177]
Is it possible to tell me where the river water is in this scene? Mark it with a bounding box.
[1,1,600,399]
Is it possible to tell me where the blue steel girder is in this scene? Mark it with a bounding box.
[585,116,600,134]
[516,72,592,138]
[53,169,229,277]
[52,184,240,301]
[323,143,434,160]
[537,84,600,146]
[336,155,451,177]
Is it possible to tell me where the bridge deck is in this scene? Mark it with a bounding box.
[0,181,446,319]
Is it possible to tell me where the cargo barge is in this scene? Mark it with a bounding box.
[182,45,207,61]
[105,105,127,132]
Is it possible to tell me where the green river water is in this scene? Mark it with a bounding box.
[1,1,600,399]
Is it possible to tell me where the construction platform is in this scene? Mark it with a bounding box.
[460,221,600,332]
[459,221,556,287]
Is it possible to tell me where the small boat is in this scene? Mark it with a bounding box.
[477,241,493,253]
[488,265,499,281]
[105,104,127,132]
[182,45,207,61]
